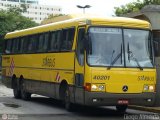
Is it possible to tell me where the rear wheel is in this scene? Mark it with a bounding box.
[13,86,21,99]
[20,79,31,100]
[116,105,128,113]
[13,78,21,99]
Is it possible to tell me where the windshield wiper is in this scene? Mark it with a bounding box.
[127,43,143,71]
[132,57,143,70]
[107,44,122,70]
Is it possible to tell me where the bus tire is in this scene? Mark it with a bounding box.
[20,79,31,101]
[13,78,21,99]
[116,105,128,113]
[64,86,74,111]
[13,87,21,99]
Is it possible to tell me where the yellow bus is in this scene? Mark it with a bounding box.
[2,15,156,112]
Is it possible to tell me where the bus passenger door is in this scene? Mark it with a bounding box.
[74,27,85,104]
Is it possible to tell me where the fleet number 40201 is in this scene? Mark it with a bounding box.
[93,75,110,80]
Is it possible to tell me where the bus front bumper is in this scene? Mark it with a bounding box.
[84,91,155,106]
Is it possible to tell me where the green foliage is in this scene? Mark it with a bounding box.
[41,14,66,25]
[20,4,28,12]
[0,7,38,52]
[47,14,66,20]
[114,0,160,16]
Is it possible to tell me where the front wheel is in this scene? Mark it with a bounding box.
[116,105,128,113]
[64,86,75,111]
[20,80,31,101]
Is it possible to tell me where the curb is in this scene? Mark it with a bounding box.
[128,105,160,113]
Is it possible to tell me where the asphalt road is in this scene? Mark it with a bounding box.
[0,84,159,120]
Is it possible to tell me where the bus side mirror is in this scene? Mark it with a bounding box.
[84,34,88,51]
[84,34,92,54]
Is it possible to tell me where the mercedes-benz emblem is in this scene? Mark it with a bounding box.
[122,85,128,92]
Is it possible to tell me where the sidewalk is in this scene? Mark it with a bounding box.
[128,105,160,113]
[0,82,13,97]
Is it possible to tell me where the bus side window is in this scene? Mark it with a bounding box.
[37,33,49,52]
[4,41,7,54]
[67,28,75,50]
[11,39,17,53]
[5,40,12,54]
[17,38,21,53]
[27,35,37,53]
[49,30,61,52]
[76,28,85,66]
[27,36,33,53]
[49,31,56,52]
[61,29,67,51]
[19,37,24,53]
[37,34,44,52]
[10,39,14,53]
[61,28,75,51]
[23,36,29,53]
[44,32,49,52]
[34,34,39,52]
[14,38,20,53]
[57,30,61,51]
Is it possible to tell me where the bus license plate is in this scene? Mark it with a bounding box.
[118,100,129,105]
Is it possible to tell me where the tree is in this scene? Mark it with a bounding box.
[114,0,160,16]
[0,7,38,52]
[47,14,65,19]
[41,14,66,25]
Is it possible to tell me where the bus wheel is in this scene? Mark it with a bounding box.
[13,79,21,99]
[116,105,128,113]
[20,80,31,101]
[64,86,74,111]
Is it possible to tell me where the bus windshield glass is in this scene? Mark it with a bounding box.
[124,29,153,68]
[87,27,154,68]
[87,27,124,67]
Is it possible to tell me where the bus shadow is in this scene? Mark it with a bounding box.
[28,96,125,117]
[29,96,65,109]
[71,105,124,117]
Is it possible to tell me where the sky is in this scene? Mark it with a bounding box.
[39,0,137,16]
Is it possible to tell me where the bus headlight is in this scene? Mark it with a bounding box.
[144,85,149,91]
[91,84,97,91]
[98,85,105,91]
[91,84,105,91]
[143,85,154,92]
[149,85,154,91]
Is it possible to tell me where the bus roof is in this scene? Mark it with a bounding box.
[5,14,151,39]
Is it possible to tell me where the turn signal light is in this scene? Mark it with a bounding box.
[84,83,91,91]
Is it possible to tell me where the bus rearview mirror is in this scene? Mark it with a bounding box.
[84,34,92,54]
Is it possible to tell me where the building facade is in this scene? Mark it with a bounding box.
[1,0,38,4]
[0,0,62,23]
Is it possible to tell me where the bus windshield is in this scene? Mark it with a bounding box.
[87,27,154,68]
